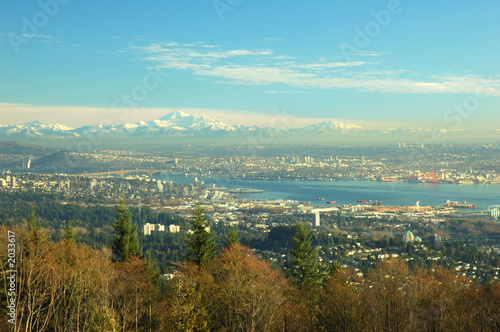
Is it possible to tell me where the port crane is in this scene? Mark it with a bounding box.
[427,171,439,183]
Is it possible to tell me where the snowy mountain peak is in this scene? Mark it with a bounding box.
[14,121,74,131]
[0,120,75,138]
[101,111,239,136]
[321,120,363,130]
[0,113,369,141]
[299,120,363,132]
[159,110,191,121]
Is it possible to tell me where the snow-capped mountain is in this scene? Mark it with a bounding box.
[149,110,237,131]
[1,112,488,147]
[295,120,363,133]
[0,121,75,138]
[0,111,365,141]
[119,110,240,135]
[70,111,244,137]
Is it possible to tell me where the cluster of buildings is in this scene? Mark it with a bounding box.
[0,173,17,188]
[143,223,180,236]
[38,144,497,185]
[0,173,200,206]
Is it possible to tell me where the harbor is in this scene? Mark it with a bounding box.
[164,175,500,212]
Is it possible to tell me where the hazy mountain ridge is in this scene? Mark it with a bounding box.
[0,121,76,138]
[0,111,365,138]
[0,111,495,144]
[0,141,53,156]
[294,120,364,133]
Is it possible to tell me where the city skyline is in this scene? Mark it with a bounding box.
[1,1,500,132]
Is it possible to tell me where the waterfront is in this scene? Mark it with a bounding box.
[160,175,500,210]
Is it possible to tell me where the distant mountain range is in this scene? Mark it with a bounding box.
[0,110,495,145]
[0,111,366,139]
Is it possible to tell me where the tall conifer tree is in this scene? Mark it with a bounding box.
[226,228,240,248]
[64,221,76,242]
[112,198,141,262]
[184,201,217,267]
[286,222,328,288]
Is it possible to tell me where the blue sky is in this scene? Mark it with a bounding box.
[1,0,499,130]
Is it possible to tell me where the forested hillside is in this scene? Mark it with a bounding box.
[1,203,499,331]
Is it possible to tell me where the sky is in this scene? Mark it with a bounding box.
[1,0,499,130]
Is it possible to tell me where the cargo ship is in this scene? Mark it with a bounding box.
[455,179,474,185]
[407,172,427,183]
[229,188,264,194]
[327,201,336,204]
[380,177,398,182]
[357,199,371,204]
[407,171,440,184]
[443,200,476,208]
[426,171,440,183]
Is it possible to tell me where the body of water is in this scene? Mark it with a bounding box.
[160,175,500,211]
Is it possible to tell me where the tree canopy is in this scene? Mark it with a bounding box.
[184,202,217,267]
[112,198,141,262]
[286,222,328,289]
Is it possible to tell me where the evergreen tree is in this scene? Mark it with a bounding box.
[285,222,328,289]
[28,209,37,231]
[27,209,45,246]
[226,228,240,248]
[64,221,76,242]
[112,198,141,262]
[184,202,217,267]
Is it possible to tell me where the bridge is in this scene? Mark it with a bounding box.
[76,169,163,178]
[487,205,500,217]
[487,205,500,211]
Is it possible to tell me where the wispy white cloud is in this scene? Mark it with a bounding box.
[352,51,394,57]
[263,37,284,41]
[20,34,62,46]
[16,34,88,50]
[263,90,305,94]
[132,42,500,96]
[198,66,316,86]
[199,44,217,48]
[288,62,365,70]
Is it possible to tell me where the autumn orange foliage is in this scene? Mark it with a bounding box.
[1,225,499,331]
